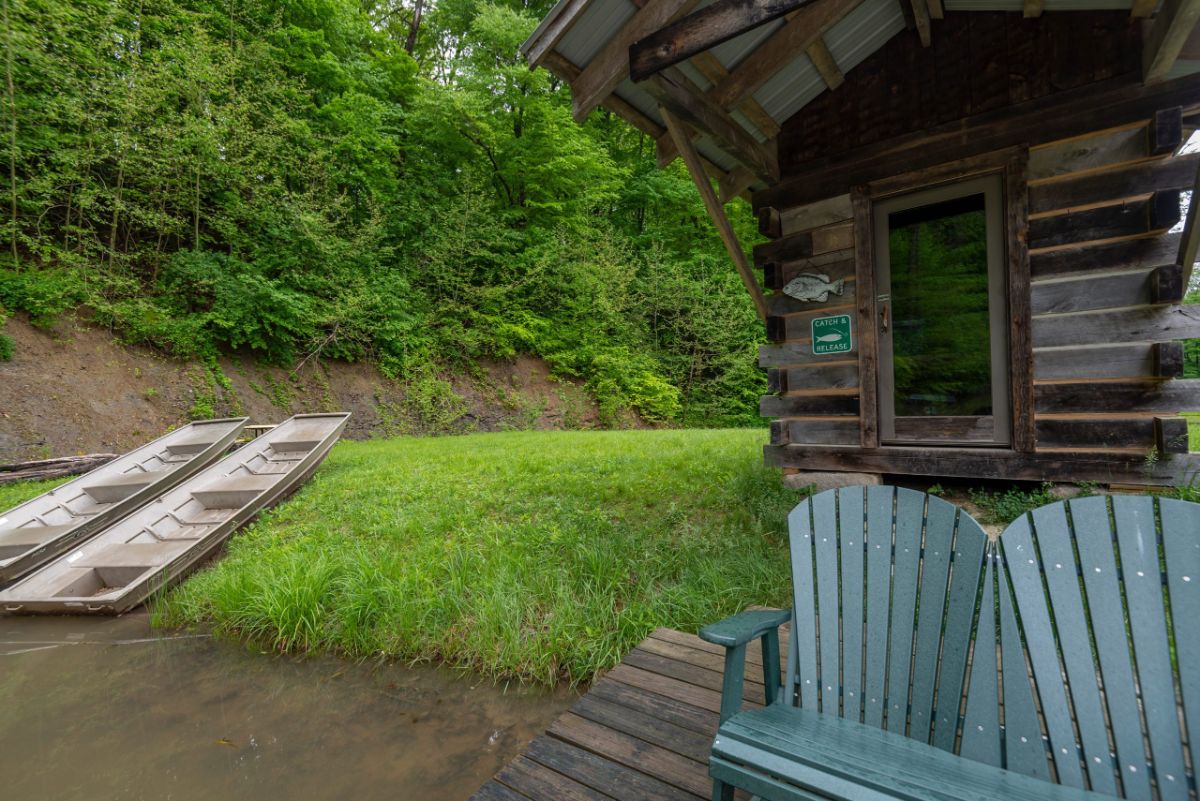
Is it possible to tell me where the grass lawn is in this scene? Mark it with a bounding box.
[1185,412,1200,452]
[132,429,796,685]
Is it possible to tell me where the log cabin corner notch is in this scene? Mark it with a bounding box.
[523,0,1200,485]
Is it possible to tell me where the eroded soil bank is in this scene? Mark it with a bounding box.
[0,614,573,800]
[0,314,603,462]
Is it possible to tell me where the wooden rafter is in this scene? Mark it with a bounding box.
[718,166,756,204]
[524,0,592,67]
[1023,0,1044,18]
[544,51,735,183]
[926,0,944,20]
[1178,159,1200,288]
[1144,0,1200,83]
[1131,0,1157,17]
[646,67,780,182]
[661,108,768,321]
[629,0,819,82]
[688,52,780,139]
[910,0,932,47]
[806,37,844,90]
[706,0,864,112]
[570,0,700,124]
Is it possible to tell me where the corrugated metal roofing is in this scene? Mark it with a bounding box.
[753,55,826,124]
[709,18,787,71]
[825,0,907,73]
[554,0,637,67]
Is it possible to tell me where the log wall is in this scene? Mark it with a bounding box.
[757,113,1200,484]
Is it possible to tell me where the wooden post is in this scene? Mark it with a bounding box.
[1144,0,1200,83]
[662,107,768,322]
[1178,157,1200,287]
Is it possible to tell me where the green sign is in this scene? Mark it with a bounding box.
[811,314,852,355]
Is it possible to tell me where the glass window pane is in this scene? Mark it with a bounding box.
[887,193,992,418]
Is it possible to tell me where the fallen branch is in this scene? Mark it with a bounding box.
[0,453,117,485]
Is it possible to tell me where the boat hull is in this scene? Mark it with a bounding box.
[0,418,248,585]
[0,413,348,615]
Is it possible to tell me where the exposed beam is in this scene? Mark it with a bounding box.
[661,108,768,321]
[707,0,864,112]
[1023,0,1044,18]
[926,0,944,20]
[910,0,931,47]
[1144,0,1200,83]
[522,0,591,68]
[1131,0,1157,17]
[689,52,780,138]
[544,52,665,139]
[657,53,778,168]
[646,67,780,182]
[545,51,736,182]
[806,37,844,90]
[1177,158,1200,287]
[571,0,700,123]
[629,0,819,82]
[718,166,757,204]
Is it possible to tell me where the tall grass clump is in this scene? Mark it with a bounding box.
[156,429,799,685]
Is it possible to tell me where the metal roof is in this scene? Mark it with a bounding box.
[523,0,1194,179]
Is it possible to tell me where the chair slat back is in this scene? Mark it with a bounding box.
[784,486,990,750]
[994,495,1200,800]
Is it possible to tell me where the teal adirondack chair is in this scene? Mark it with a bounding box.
[701,486,1199,801]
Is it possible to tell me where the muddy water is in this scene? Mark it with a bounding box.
[0,615,573,801]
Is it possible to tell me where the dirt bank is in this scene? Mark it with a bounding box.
[0,314,603,462]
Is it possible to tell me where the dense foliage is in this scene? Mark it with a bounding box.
[0,0,765,425]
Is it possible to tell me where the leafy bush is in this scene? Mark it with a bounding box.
[0,333,12,361]
[0,268,88,327]
[968,482,1095,524]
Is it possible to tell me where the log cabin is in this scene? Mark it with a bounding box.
[521,0,1200,485]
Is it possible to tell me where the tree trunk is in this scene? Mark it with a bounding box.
[404,0,424,55]
[3,0,17,268]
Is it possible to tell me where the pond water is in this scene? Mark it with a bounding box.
[0,614,574,800]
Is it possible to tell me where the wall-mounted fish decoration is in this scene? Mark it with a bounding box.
[782,273,845,303]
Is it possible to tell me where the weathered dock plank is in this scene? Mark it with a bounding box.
[469,624,786,801]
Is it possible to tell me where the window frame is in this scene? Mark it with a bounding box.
[852,148,1033,452]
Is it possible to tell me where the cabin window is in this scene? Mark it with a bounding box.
[873,175,1010,446]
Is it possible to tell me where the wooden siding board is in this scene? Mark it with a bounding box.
[761,394,861,417]
[763,444,1200,483]
[1030,269,1156,315]
[1028,153,1200,214]
[1028,193,1180,250]
[1033,344,1158,380]
[1035,417,1160,449]
[1030,232,1182,278]
[1032,304,1200,348]
[1035,379,1200,413]
[1028,124,1153,181]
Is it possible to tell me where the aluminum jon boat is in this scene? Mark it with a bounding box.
[0,418,248,585]
[0,413,349,614]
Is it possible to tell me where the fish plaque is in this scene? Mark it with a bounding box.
[781,273,845,303]
[811,314,852,355]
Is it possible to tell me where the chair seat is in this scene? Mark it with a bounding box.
[712,704,1111,801]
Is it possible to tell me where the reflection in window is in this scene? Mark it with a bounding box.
[887,193,992,418]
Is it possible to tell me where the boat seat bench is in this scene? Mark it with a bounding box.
[700,488,1199,801]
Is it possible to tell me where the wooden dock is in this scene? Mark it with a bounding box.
[469,624,788,801]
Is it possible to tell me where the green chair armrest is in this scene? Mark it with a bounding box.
[701,609,791,722]
[699,608,791,648]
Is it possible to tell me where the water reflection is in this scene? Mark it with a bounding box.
[0,614,573,800]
